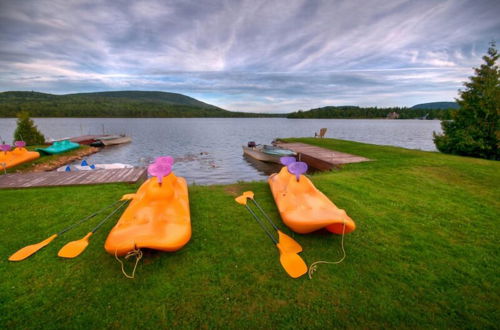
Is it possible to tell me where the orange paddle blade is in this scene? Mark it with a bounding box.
[278,247,308,278]
[277,231,302,253]
[58,232,93,258]
[243,191,254,199]
[235,195,248,205]
[8,234,58,261]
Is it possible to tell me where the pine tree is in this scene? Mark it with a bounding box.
[434,42,500,160]
[13,111,46,145]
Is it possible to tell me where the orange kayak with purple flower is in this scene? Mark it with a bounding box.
[268,166,356,235]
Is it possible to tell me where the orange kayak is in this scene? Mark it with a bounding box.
[268,166,355,234]
[0,147,40,169]
[104,171,191,256]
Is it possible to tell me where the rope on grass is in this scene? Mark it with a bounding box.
[115,247,143,279]
[308,219,346,279]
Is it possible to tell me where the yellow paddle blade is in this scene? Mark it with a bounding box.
[58,232,93,258]
[235,195,248,205]
[278,248,308,278]
[277,231,302,253]
[121,193,136,201]
[243,191,254,199]
[8,234,58,261]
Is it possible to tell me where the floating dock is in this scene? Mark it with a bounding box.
[0,167,147,189]
[276,142,370,170]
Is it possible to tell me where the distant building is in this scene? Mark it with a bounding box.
[387,111,400,119]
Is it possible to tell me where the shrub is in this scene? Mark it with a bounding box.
[13,111,46,145]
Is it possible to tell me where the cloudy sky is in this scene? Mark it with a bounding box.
[0,0,498,112]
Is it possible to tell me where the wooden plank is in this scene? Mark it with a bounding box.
[0,167,147,189]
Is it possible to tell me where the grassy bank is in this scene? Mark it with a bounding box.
[1,138,498,328]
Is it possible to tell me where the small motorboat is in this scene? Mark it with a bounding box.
[242,142,296,164]
[90,135,131,147]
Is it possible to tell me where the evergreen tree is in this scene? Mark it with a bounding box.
[13,111,46,145]
[434,42,500,160]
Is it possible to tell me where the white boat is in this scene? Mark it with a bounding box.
[57,163,134,172]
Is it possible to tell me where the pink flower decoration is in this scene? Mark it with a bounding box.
[15,141,26,148]
[155,156,174,166]
[0,144,11,152]
[148,162,172,184]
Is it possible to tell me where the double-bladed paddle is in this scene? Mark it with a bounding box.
[8,200,123,261]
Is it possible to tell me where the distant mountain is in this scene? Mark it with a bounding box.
[411,102,459,110]
[0,91,282,118]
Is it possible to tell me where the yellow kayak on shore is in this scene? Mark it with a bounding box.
[0,147,40,170]
[104,169,191,256]
[268,166,356,234]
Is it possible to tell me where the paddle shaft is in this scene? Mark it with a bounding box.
[245,205,278,244]
[90,200,129,233]
[249,198,279,232]
[58,200,122,236]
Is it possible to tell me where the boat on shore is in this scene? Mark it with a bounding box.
[90,135,131,147]
[242,143,296,164]
[57,162,134,172]
[36,140,80,155]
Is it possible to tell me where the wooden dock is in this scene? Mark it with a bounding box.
[277,142,370,170]
[0,167,147,189]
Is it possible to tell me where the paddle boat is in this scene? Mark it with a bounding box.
[268,157,356,235]
[36,139,80,155]
[0,141,40,170]
[104,156,191,256]
[242,142,296,164]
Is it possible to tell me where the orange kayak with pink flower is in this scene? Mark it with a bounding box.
[104,157,191,256]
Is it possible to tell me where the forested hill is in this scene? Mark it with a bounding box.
[411,102,459,109]
[287,106,453,119]
[0,91,282,118]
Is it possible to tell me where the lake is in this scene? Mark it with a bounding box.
[0,118,442,184]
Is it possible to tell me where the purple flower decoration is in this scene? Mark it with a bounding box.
[287,161,308,181]
[148,162,172,184]
[14,141,26,148]
[0,144,11,152]
[280,156,296,166]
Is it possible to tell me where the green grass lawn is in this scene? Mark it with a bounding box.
[1,138,498,328]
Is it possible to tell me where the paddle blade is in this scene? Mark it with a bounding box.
[58,232,92,258]
[243,191,254,200]
[235,195,248,205]
[278,249,308,278]
[121,193,136,201]
[277,231,302,253]
[8,234,58,261]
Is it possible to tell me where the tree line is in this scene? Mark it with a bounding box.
[287,106,453,119]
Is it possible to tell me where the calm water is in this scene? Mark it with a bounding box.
[0,118,441,184]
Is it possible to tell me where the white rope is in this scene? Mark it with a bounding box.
[308,218,346,279]
[115,248,143,279]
